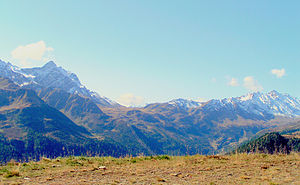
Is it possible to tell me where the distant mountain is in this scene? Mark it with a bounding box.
[168,98,203,109]
[37,87,110,131]
[234,132,300,154]
[168,91,300,118]
[0,60,118,107]
[0,78,126,162]
[0,59,299,156]
[223,91,299,116]
[120,91,300,154]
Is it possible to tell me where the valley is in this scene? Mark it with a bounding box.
[0,59,299,161]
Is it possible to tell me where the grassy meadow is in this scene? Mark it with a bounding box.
[0,153,299,185]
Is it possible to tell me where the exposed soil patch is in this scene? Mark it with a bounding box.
[1,153,299,185]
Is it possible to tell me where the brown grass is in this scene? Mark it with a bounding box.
[0,153,299,184]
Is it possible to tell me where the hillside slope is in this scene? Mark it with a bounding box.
[37,87,110,131]
[0,60,299,156]
[235,132,300,154]
[0,60,118,107]
[0,78,126,162]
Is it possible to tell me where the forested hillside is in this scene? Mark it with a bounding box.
[235,132,300,154]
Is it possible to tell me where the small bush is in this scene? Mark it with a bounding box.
[0,168,9,175]
[65,158,83,166]
[155,155,170,160]
[42,157,51,162]
[78,156,89,161]
[4,169,20,178]
[130,158,137,163]
[21,163,28,167]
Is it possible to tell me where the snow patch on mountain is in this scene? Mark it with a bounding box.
[167,90,300,117]
[168,98,204,109]
[205,91,300,117]
[237,90,300,116]
[0,59,118,107]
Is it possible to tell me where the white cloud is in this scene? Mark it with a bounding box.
[194,98,208,102]
[118,93,145,107]
[228,78,239,87]
[271,68,285,78]
[211,77,217,83]
[243,76,263,92]
[11,41,54,66]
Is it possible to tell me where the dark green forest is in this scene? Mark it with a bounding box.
[0,130,127,163]
[235,132,300,154]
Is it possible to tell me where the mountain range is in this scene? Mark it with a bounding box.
[0,77,126,162]
[0,59,299,161]
[168,90,300,117]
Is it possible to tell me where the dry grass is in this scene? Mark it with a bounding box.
[0,153,299,185]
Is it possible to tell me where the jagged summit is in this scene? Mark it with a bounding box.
[0,60,118,107]
[42,60,57,68]
[167,91,300,117]
[168,98,203,109]
[0,60,298,115]
[211,91,300,117]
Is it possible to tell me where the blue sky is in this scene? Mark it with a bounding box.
[0,1,299,106]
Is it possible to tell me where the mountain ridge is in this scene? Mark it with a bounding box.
[165,90,300,118]
[0,60,300,156]
[0,77,127,162]
[0,60,119,107]
[1,60,299,115]
[234,132,300,154]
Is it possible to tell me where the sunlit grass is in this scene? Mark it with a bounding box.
[1,153,299,184]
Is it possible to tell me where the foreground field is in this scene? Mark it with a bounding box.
[0,153,299,185]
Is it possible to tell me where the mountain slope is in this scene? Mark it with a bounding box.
[235,132,300,154]
[0,78,126,162]
[0,60,299,156]
[37,87,110,131]
[168,98,203,109]
[0,60,118,107]
[108,91,299,154]
[0,78,90,142]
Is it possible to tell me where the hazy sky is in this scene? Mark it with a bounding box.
[0,1,299,106]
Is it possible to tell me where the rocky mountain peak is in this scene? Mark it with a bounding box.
[0,60,119,107]
[42,61,57,68]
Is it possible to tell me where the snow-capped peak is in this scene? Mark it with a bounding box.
[211,91,300,117]
[0,60,118,107]
[168,98,203,109]
[167,91,299,117]
[43,61,57,68]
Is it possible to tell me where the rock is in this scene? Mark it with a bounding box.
[240,175,251,180]
[46,177,53,181]
[171,172,182,177]
[157,178,166,182]
[90,167,98,171]
[52,164,61,168]
[99,166,107,170]
[261,166,268,169]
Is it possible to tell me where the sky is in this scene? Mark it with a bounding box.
[0,1,299,106]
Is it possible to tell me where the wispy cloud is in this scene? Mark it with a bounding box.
[211,77,217,83]
[271,68,285,78]
[118,93,145,107]
[228,77,239,87]
[194,97,208,102]
[11,41,54,67]
[243,76,263,92]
